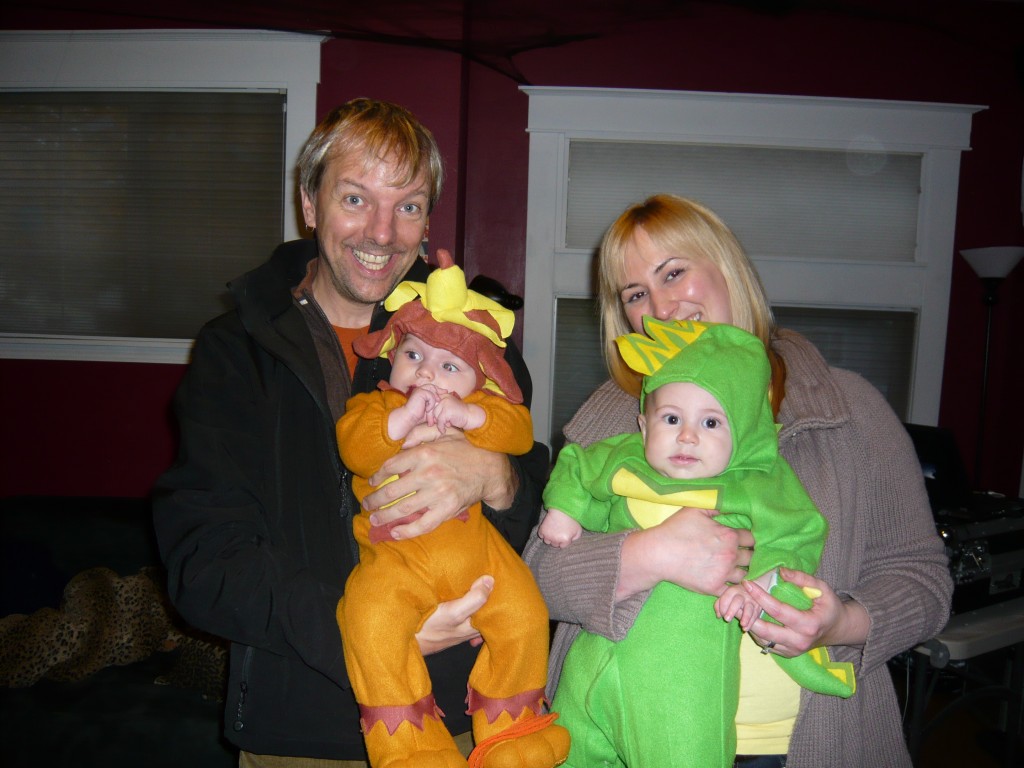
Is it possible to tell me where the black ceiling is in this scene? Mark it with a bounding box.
[3,0,1022,83]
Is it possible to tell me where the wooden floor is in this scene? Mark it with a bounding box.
[915,694,1015,767]
[893,651,1024,768]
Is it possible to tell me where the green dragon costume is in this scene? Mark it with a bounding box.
[544,319,856,768]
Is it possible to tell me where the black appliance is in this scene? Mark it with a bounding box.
[904,422,1024,614]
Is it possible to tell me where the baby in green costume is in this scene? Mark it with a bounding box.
[540,319,855,768]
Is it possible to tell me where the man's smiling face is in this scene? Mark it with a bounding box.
[301,152,430,326]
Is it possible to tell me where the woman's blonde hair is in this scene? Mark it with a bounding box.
[297,98,444,212]
[598,194,781,404]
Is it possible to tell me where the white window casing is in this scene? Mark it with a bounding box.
[522,86,983,445]
[0,30,323,363]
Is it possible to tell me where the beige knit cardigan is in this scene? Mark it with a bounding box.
[524,329,952,768]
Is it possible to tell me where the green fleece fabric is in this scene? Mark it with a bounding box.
[545,321,854,768]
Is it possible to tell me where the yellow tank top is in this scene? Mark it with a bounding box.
[735,632,800,755]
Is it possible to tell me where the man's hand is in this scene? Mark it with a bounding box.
[416,575,493,655]
[364,434,517,540]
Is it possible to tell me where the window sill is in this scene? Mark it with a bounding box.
[0,334,192,365]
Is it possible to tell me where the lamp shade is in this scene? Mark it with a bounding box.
[960,246,1024,279]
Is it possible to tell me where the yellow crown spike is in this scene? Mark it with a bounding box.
[615,317,709,377]
[384,281,423,311]
[615,334,673,376]
[383,263,513,347]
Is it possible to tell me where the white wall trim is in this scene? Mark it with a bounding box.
[524,87,981,150]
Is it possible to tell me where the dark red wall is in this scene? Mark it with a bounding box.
[316,41,464,264]
[0,359,184,497]
[452,5,1024,496]
[3,2,1022,497]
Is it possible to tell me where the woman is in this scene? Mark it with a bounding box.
[524,194,952,767]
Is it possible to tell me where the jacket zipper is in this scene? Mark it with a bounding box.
[301,287,366,563]
[232,646,254,732]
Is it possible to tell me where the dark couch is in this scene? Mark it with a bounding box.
[0,496,236,768]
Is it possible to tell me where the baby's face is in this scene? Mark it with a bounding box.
[389,334,478,398]
[638,381,733,480]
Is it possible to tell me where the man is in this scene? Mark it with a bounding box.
[153,98,548,766]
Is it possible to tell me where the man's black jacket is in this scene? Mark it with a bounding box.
[153,239,548,759]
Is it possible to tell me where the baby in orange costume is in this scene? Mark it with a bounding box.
[335,251,568,768]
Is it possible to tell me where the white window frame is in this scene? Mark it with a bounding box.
[522,86,982,444]
[0,29,323,363]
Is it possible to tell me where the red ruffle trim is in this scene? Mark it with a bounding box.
[359,694,445,736]
[465,686,545,724]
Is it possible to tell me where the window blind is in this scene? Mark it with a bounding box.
[552,297,606,449]
[0,91,285,340]
[566,141,921,261]
[773,306,915,420]
[551,300,915,445]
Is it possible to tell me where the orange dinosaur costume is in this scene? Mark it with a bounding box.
[335,254,568,768]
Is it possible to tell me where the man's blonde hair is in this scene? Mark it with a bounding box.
[597,194,776,396]
[297,98,444,211]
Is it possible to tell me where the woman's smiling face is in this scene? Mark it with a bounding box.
[618,227,733,334]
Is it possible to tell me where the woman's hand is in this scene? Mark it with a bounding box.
[616,507,754,600]
[363,434,517,540]
[745,567,870,657]
[415,575,493,655]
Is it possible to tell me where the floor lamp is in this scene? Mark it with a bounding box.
[960,246,1024,488]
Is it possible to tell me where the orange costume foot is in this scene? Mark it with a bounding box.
[362,699,467,768]
[468,712,570,768]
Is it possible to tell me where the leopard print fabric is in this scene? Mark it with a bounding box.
[155,625,229,701]
[0,566,227,699]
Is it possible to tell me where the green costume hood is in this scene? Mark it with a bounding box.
[615,319,777,475]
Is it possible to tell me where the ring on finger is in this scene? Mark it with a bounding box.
[760,640,776,655]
